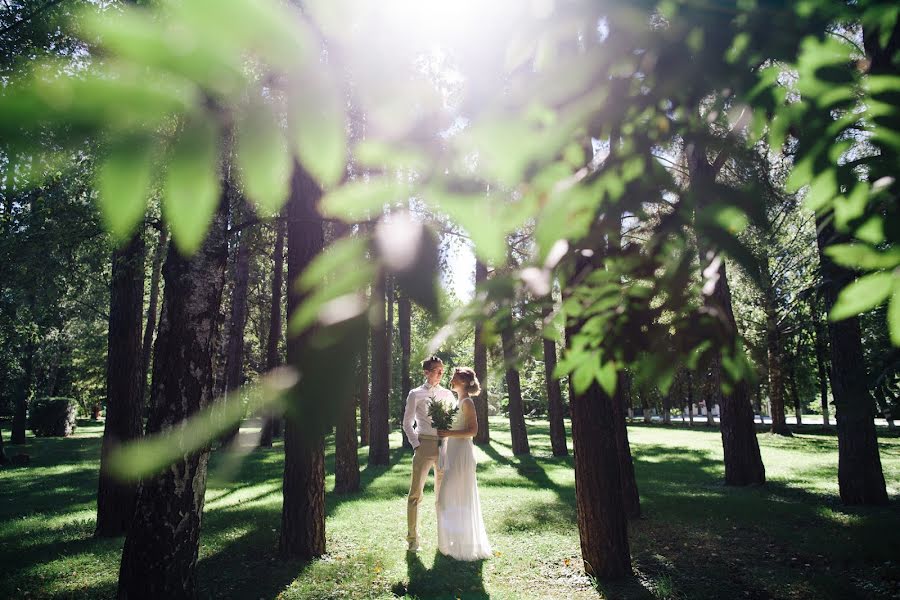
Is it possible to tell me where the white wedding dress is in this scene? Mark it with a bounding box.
[436,397,492,561]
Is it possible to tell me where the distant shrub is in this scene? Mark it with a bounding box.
[28,397,78,437]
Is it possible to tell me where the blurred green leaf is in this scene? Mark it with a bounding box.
[96,135,155,243]
[167,0,310,72]
[299,236,369,292]
[80,6,244,97]
[830,272,894,321]
[320,179,406,221]
[824,243,900,270]
[889,282,900,347]
[108,367,298,481]
[597,360,617,398]
[163,114,221,255]
[288,65,346,188]
[235,96,291,217]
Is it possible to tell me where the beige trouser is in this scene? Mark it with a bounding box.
[407,437,443,544]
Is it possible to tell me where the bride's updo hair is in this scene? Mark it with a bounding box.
[453,367,481,397]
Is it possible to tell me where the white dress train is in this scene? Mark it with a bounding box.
[436,397,492,561]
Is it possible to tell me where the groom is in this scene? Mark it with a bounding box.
[403,355,454,552]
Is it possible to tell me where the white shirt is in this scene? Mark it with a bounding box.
[403,381,455,449]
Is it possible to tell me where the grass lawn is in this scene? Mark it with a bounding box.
[1,417,899,599]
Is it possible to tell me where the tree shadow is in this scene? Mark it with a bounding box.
[400,550,488,599]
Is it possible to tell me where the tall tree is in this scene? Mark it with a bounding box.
[689,141,766,486]
[96,232,145,537]
[608,207,640,518]
[758,223,792,436]
[810,296,831,426]
[367,274,391,465]
[219,222,252,447]
[398,288,412,449]
[259,216,285,448]
[473,260,490,445]
[358,319,370,447]
[279,164,326,557]
[333,222,360,493]
[816,219,888,505]
[542,304,567,456]
[565,252,631,579]
[117,195,230,598]
[141,224,168,401]
[500,318,529,456]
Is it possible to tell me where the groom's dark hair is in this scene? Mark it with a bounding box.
[421,355,443,371]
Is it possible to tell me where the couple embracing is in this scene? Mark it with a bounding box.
[403,356,492,561]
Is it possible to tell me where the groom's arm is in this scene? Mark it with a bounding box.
[402,390,419,449]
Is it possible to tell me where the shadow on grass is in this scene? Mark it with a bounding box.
[400,550,488,599]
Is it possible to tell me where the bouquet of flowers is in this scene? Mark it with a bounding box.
[427,394,458,446]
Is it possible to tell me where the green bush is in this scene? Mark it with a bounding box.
[28,397,78,437]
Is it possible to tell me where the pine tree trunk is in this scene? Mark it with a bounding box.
[816,219,887,505]
[117,196,230,599]
[811,297,831,426]
[333,221,360,493]
[219,227,252,447]
[761,256,790,436]
[96,232,145,537]
[542,305,568,456]
[11,337,33,445]
[260,217,285,448]
[500,323,530,455]
[359,322,370,447]
[691,143,765,486]
[0,424,6,465]
[279,164,327,558]
[473,260,490,445]
[368,274,391,465]
[565,253,631,576]
[399,290,412,449]
[141,225,168,403]
[614,372,640,519]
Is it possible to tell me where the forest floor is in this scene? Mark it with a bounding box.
[1,417,899,600]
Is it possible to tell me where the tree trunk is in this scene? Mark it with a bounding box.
[260,217,285,448]
[0,424,6,465]
[141,225,168,404]
[279,164,327,558]
[690,143,766,486]
[368,274,391,465]
[96,232,146,537]
[761,256,790,436]
[811,297,831,426]
[816,218,887,505]
[541,305,567,456]
[663,389,671,425]
[565,252,631,577]
[500,322,530,456]
[614,372,640,519]
[333,222,360,493]
[219,226,252,447]
[399,289,412,449]
[473,260,490,445]
[11,336,33,444]
[117,195,230,599]
[789,364,802,426]
[358,321,370,447]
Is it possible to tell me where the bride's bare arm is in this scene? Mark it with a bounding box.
[439,398,478,438]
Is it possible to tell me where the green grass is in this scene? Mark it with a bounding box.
[1,418,899,599]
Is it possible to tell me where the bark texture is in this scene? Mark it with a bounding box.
[473,260,490,445]
[542,305,568,457]
[117,196,230,599]
[279,164,327,558]
[96,232,145,537]
[260,217,285,448]
[501,322,530,456]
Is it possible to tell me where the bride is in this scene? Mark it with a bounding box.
[435,367,492,561]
